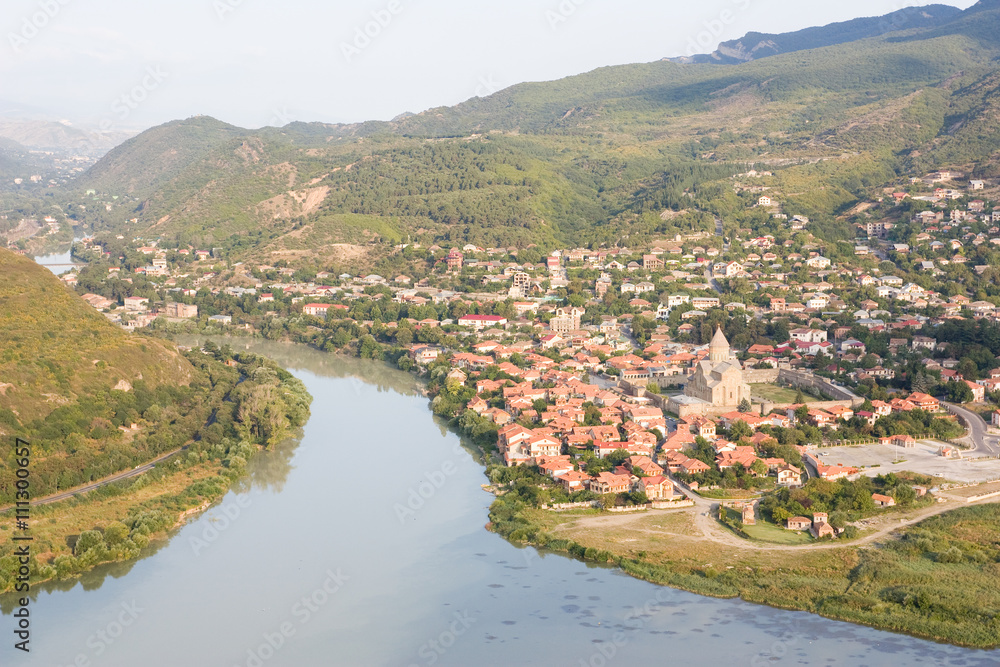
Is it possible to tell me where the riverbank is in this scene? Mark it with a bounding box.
[487,489,1000,648]
[0,346,312,594]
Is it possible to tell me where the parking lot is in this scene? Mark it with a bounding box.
[812,440,1000,484]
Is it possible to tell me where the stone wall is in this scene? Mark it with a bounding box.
[743,368,780,384]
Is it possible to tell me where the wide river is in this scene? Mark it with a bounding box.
[3,340,999,666]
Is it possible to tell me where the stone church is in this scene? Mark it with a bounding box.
[684,327,751,407]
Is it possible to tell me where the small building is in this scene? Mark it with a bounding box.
[786,516,811,531]
[872,493,896,508]
[812,522,836,539]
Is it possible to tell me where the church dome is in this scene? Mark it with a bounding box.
[709,327,730,362]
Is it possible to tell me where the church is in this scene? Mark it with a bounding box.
[684,327,751,407]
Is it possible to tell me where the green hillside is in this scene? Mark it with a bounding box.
[63,1,1000,263]
[0,249,210,498]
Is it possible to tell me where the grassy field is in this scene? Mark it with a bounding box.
[751,384,819,404]
[741,520,814,545]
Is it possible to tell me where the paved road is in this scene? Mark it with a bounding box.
[714,216,729,251]
[703,265,723,294]
[943,402,999,456]
[0,446,188,512]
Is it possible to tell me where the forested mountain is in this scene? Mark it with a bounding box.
[64,0,1000,267]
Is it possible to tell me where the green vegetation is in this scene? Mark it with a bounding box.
[760,474,929,524]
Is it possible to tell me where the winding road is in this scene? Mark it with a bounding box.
[943,402,999,456]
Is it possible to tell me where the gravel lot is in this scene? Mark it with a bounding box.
[812,440,1000,484]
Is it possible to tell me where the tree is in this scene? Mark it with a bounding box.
[730,419,752,442]
[750,459,768,477]
[738,398,752,413]
[794,388,806,404]
[74,530,105,556]
[946,381,974,404]
[958,358,980,382]
[795,404,810,423]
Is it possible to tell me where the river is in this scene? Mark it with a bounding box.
[3,340,998,666]
[32,239,83,275]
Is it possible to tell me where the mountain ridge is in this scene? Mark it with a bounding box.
[668,4,963,64]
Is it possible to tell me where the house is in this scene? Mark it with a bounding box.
[303,303,333,317]
[445,248,464,270]
[812,522,836,539]
[457,315,508,330]
[123,296,149,311]
[790,327,827,343]
[634,475,675,500]
[880,435,916,448]
[907,392,940,411]
[872,493,896,508]
[776,467,802,487]
[164,302,198,318]
[588,472,632,494]
[559,470,592,493]
[758,195,773,207]
[786,517,812,531]
[679,458,711,475]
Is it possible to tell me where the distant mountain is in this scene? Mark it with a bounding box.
[0,118,133,156]
[669,4,963,64]
[63,0,1000,264]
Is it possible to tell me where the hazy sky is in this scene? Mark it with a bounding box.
[0,0,980,131]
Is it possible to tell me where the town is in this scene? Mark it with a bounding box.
[19,167,1000,539]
